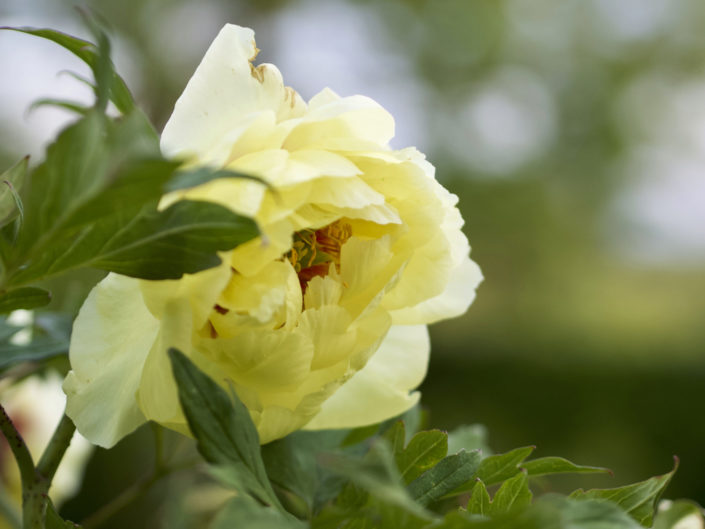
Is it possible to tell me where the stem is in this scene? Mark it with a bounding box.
[0,403,35,486]
[25,412,76,529]
[37,413,75,482]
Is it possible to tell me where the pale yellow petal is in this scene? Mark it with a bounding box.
[63,274,159,448]
[137,298,193,425]
[303,325,429,430]
[390,257,483,325]
[139,258,232,329]
[161,24,305,163]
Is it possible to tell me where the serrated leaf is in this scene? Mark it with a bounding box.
[467,480,491,516]
[490,471,532,515]
[444,445,535,498]
[2,27,135,113]
[168,349,281,509]
[653,500,705,529]
[523,456,611,477]
[407,449,482,506]
[397,430,448,484]
[0,157,28,227]
[211,496,304,529]
[0,287,50,313]
[570,458,678,526]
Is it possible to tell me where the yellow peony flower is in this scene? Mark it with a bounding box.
[63,24,482,447]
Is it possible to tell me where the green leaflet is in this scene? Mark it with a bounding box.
[168,349,282,510]
[0,287,51,313]
[570,458,679,526]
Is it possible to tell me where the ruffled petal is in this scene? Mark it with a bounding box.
[161,24,305,164]
[303,324,429,430]
[63,274,159,448]
[390,257,483,325]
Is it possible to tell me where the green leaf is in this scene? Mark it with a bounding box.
[321,441,429,519]
[467,480,491,516]
[28,98,90,116]
[396,429,449,484]
[0,336,68,372]
[570,458,678,526]
[165,167,265,193]
[211,496,305,529]
[444,445,535,498]
[0,157,28,227]
[0,287,51,313]
[475,446,535,486]
[87,200,258,279]
[653,500,705,529]
[168,348,281,508]
[13,199,258,283]
[489,471,532,515]
[407,449,482,506]
[2,26,135,113]
[46,500,80,528]
[522,456,611,478]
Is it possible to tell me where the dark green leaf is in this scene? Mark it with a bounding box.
[653,500,705,529]
[0,157,28,227]
[0,287,51,313]
[46,500,80,528]
[0,337,68,372]
[168,349,281,508]
[88,200,258,279]
[489,471,532,515]
[396,429,448,484]
[211,496,304,529]
[467,480,491,516]
[1,27,135,113]
[407,450,482,506]
[523,456,611,478]
[165,167,265,193]
[570,458,678,525]
[13,199,258,282]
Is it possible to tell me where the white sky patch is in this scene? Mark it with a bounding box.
[0,8,139,158]
[262,0,430,152]
[447,66,556,175]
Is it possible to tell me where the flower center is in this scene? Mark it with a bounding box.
[287,220,352,291]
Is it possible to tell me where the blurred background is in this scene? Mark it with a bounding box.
[1,0,704,526]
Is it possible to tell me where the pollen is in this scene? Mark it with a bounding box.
[287,220,352,291]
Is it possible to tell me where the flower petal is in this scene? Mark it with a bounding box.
[303,324,429,430]
[161,24,305,164]
[390,257,483,324]
[63,274,159,448]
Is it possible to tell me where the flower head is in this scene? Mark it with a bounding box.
[63,24,482,447]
